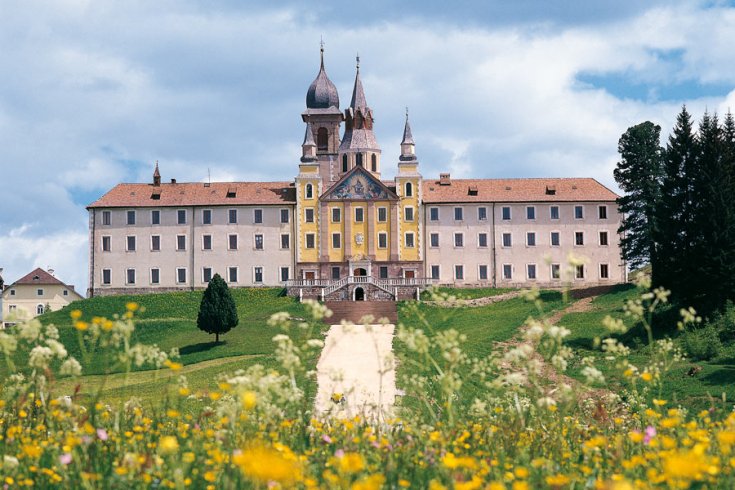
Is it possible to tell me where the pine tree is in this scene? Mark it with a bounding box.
[653,106,696,294]
[688,113,735,311]
[197,274,239,343]
[614,121,664,271]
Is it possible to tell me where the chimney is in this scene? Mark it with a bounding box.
[48,268,55,276]
[439,173,451,185]
[171,178,177,184]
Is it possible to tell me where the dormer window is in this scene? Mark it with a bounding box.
[226,186,237,198]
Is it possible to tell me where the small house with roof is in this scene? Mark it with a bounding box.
[1,268,83,326]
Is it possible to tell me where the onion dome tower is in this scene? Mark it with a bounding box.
[302,42,343,159]
[338,55,382,178]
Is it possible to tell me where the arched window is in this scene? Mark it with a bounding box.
[371,154,377,172]
[356,153,363,167]
[37,304,45,315]
[305,184,313,199]
[317,127,328,151]
[342,154,348,172]
[405,182,413,197]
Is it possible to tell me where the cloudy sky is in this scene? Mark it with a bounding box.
[1,0,735,294]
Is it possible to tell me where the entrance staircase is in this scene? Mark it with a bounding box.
[325,301,398,324]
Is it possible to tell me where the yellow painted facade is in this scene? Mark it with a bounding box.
[297,174,321,263]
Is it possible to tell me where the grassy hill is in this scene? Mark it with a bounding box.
[32,288,315,404]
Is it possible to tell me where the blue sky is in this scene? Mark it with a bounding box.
[1,0,735,294]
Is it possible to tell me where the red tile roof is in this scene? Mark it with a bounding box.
[11,268,70,287]
[88,182,296,208]
[422,178,618,203]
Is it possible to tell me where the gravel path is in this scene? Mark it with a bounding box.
[315,323,396,420]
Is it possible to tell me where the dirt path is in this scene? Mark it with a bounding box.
[425,291,524,308]
[315,324,395,420]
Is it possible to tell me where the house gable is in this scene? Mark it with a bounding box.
[320,166,398,201]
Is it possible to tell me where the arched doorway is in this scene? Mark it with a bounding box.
[354,287,365,301]
[354,268,367,277]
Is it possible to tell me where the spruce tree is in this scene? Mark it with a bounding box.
[614,121,664,271]
[653,106,696,294]
[197,273,239,343]
[689,113,735,311]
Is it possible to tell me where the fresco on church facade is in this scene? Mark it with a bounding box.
[326,169,394,200]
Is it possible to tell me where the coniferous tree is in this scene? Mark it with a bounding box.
[688,113,735,311]
[653,106,696,294]
[197,273,239,343]
[614,121,664,271]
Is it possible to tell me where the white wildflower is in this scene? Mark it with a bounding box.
[581,366,605,385]
[60,357,82,377]
[305,339,324,349]
[602,315,627,334]
[0,332,18,355]
[46,339,68,358]
[28,345,54,369]
[17,320,41,341]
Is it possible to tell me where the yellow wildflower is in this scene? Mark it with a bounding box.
[70,310,82,320]
[158,436,179,455]
[233,445,301,485]
[75,321,89,331]
[241,391,257,410]
[338,452,365,473]
[126,302,139,312]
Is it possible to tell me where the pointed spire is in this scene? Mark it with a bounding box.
[401,108,414,145]
[153,160,161,186]
[302,125,316,146]
[320,37,325,70]
[301,126,317,162]
[350,54,367,111]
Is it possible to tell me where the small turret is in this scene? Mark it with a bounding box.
[153,161,161,186]
[301,125,318,162]
[400,109,416,161]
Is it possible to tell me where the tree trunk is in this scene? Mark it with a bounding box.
[216,332,219,343]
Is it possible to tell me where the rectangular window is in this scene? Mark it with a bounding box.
[431,265,440,280]
[575,205,584,219]
[254,267,263,283]
[102,269,111,285]
[378,232,388,249]
[332,233,341,249]
[550,206,559,220]
[176,235,186,251]
[203,267,213,283]
[430,207,439,221]
[202,234,212,250]
[280,267,290,282]
[177,268,187,284]
[551,264,561,280]
[526,232,536,247]
[478,207,487,221]
[430,233,439,247]
[599,231,609,246]
[229,209,238,224]
[332,266,341,280]
[229,267,239,283]
[454,207,463,221]
[332,208,341,223]
[126,269,136,285]
[126,236,136,252]
[478,233,488,248]
[404,207,414,221]
[151,268,160,284]
[151,210,161,225]
[127,210,136,225]
[526,206,536,220]
[355,207,364,222]
[63,290,68,296]
[503,264,512,280]
[479,265,488,280]
[202,209,212,225]
[575,231,584,246]
[9,289,15,296]
[177,209,186,224]
[454,233,464,247]
[229,234,238,250]
[281,234,290,249]
[405,232,415,248]
[305,233,315,249]
[37,288,43,296]
[280,209,289,223]
[254,234,264,250]
[575,264,585,279]
[151,235,161,251]
[501,206,511,220]
[502,233,512,247]
[102,211,111,225]
[305,208,314,223]
[455,265,464,280]
[551,232,560,246]
[102,236,111,252]
[527,264,537,280]
[598,205,608,219]
[378,207,387,222]
[600,263,609,279]
[254,209,262,224]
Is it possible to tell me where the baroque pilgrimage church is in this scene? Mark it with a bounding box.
[88,48,625,300]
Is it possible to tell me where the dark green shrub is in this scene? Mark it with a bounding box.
[682,324,722,361]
